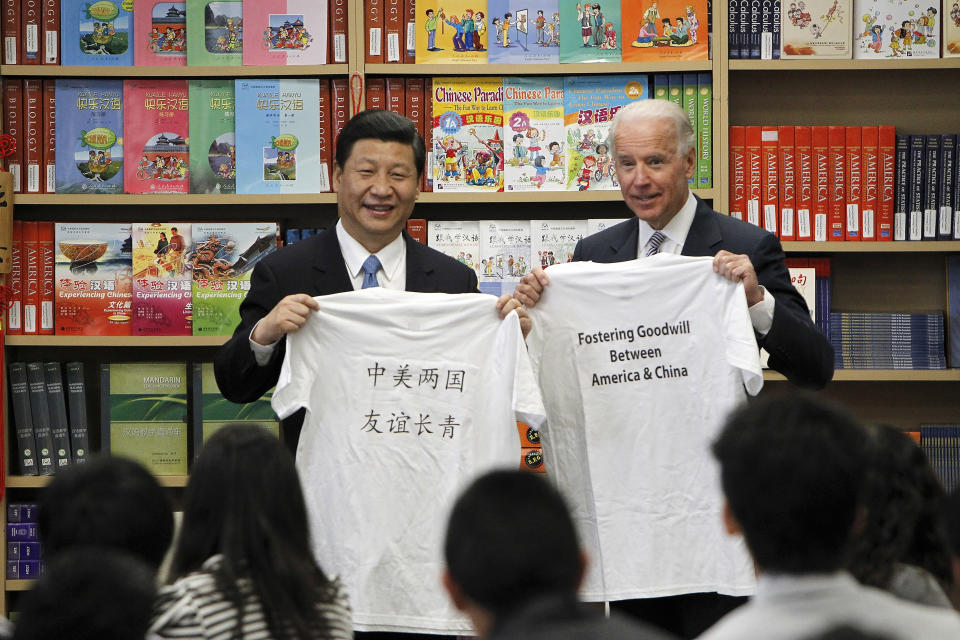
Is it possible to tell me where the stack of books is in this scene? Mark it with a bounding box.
[829,312,947,369]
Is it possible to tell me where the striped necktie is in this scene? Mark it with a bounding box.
[361,254,382,288]
[645,231,666,257]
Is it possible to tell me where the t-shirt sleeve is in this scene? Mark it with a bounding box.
[271,303,322,420]
[507,311,547,429]
[722,281,764,396]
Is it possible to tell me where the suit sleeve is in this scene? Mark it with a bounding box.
[751,233,834,389]
[213,259,288,403]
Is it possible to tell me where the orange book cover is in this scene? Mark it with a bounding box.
[3,0,19,64]
[622,0,708,61]
[329,0,348,63]
[761,126,779,236]
[860,126,878,241]
[406,218,426,243]
[365,77,386,110]
[41,0,55,63]
[828,125,845,241]
[728,126,746,221]
[7,220,23,335]
[22,220,39,334]
[20,0,40,64]
[42,78,54,193]
[796,126,813,240]
[402,0,415,63]
[844,126,861,241]
[812,126,829,242]
[877,125,895,241]
[23,77,41,194]
[386,77,404,114]
[365,0,384,62]
[331,77,349,155]
[383,0,402,62]
[745,125,762,228]
[38,221,54,334]
[317,78,332,193]
[778,125,796,240]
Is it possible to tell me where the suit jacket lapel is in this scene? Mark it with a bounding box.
[311,227,354,295]
[404,231,431,292]
[611,217,640,262]
[681,195,724,257]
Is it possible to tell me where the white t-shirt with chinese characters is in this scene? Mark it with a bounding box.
[272,288,546,634]
[525,255,763,602]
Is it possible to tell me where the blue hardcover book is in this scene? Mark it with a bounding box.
[61,0,134,66]
[948,256,960,368]
[728,0,739,57]
[760,0,772,58]
[749,0,760,58]
[738,0,749,58]
[771,0,780,58]
[234,78,321,195]
[938,134,956,241]
[924,135,940,241]
[54,79,124,194]
[488,0,559,63]
[908,135,924,241]
[894,134,909,241]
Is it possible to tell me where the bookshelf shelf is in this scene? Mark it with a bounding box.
[5,581,35,592]
[729,59,960,71]
[0,64,350,77]
[781,241,960,253]
[13,193,338,205]
[5,336,227,347]
[764,370,960,382]
[5,475,189,488]
[365,62,715,76]
[419,188,716,203]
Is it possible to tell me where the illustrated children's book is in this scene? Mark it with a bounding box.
[478,219,531,297]
[622,0,708,61]
[54,79,124,194]
[564,74,648,191]
[242,0,327,65]
[781,0,851,57]
[100,362,188,476]
[131,223,192,336]
[61,0,134,65]
[188,79,236,194]
[235,78,322,194]
[530,219,586,267]
[503,76,565,192]
[427,220,482,280]
[558,0,621,62]
[124,80,190,194]
[854,0,939,58]
[414,0,489,64]
[487,0,559,63]
[192,362,279,459]
[191,222,278,336]
[187,0,243,66]
[134,0,187,66]
[430,76,504,193]
[947,0,960,56]
[54,223,132,336]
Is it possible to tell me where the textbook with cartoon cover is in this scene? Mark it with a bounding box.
[478,220,531,296]
[853,0,939,59]
[132,223,193,336]
[187,0,243,65]
[124,80,190,194]
[415,0,490,64]
[503,76,565,192]
[427,220,482,280]
[558,0,620,62]
[62,0,134,65]
[781,0,851,57]
[530,219,586,268]
[133,0,187,66]
[54,79,125,194]
[242,0,327,65]
[947,0,960,56]
[622,0,707,61]
[189,80,237,194]
[487,0,559,63]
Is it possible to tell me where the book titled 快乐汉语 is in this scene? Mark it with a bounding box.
[54,79,124,194]
[61,0,133,65]
[133,0,187,66]
[124,80,190,194]
[186,0,242,66]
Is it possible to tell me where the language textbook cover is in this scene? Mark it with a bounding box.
[54,79,124,194]
[242,0,326,65]
[487,0,559,63]
[478,219,531,296]
[124,80,189,194]
[55,223,132,336]
[134,0,186,66]
[61,0,133,65]
[192,362,279,459]
[430,76,504,193]
[947,1,960,56]
[131,223,192,336]
[100,362,188,476]
[191,222,278,336]
[854,0,939,58]
[188,79,236,194]
[414,0,489,65]
[427,219,482,280]
[558,0,621,62]
[622,0,708,61]
[186,0,242,66]
[564,74,648,191]
[503,76,565,192]
[235,78,322,194]
[781,0,851,57]
[530,219,586,267]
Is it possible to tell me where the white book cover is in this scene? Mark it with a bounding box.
[503,77,566,192]
[530,219,586,268]
[478,220,531,297]
[762,266,816,367]
[944,0,960,55]
[854,0,940,58]
[426,220,482,280]
[586,218,628,235]
[781,0,852,57]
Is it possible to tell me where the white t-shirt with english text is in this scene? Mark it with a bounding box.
[526,255,763,602]
[273,288,545,634]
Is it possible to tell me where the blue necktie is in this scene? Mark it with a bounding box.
[646,231,666,257]
[361,254,382,289]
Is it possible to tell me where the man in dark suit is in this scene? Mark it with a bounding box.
[513,100,834,638]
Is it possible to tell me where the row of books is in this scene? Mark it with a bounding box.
[6,504,43,581]
[728,0,960,59]
[829,312,947,369]
[4,221,277,337]
[728,126,960,242]
[783,257,832,338]
[2,0,347,66]
[920,425,960,493]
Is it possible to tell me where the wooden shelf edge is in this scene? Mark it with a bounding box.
[366,61,713,75]
[14,193,338,205]
[5,475,188,488]
[782,241,960,253]
[0,64,349,77]
[764,369,960,382]
[5,336,228,347]
[5,580,35,592]
[730,58,960,71]
[418,188,715,203]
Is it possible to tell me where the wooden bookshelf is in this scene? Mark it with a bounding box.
[12,193,339,205]
[0,64,350,77]
[5,336,227,347]
[5,581,35,592]
[781,241,960,253]
[730,59,960,71]
[5,475,190,488]
[764,370,960,382]
[365,61,715,75]
[420,188,717,203]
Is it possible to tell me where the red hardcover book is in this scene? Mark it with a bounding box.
[811,126,830,242]
[828,126,845,241]
[402,0,415,63]
[20,0,38,63]
[21,220,39,335]
[40,0,55,63]
[317,79,333,192]
[728,126,746,221]
[795,126,813,241]
[42,78,55,193]
[3,0,18,64]
[22,78,41,194]
[745,126,762,228]
[384,0,402,61]
[877,125,896,241]
[844,126,862,241]
[386,77,404,114]
[778,125,796,241]
[3,79,23,193]
[405,76,424,178]
[329,0,348,63]
[365,77,386,110]
[860,126,878,241]
[6,220,23,335]
[331,77,349,155]
[38,221,53,334]
[761,126,779,236]
[365,0,384,63]
[406,218,426,243]
[423,76,432,192]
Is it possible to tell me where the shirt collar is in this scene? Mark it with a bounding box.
[637,191,698,255]
[336,219,406,285]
